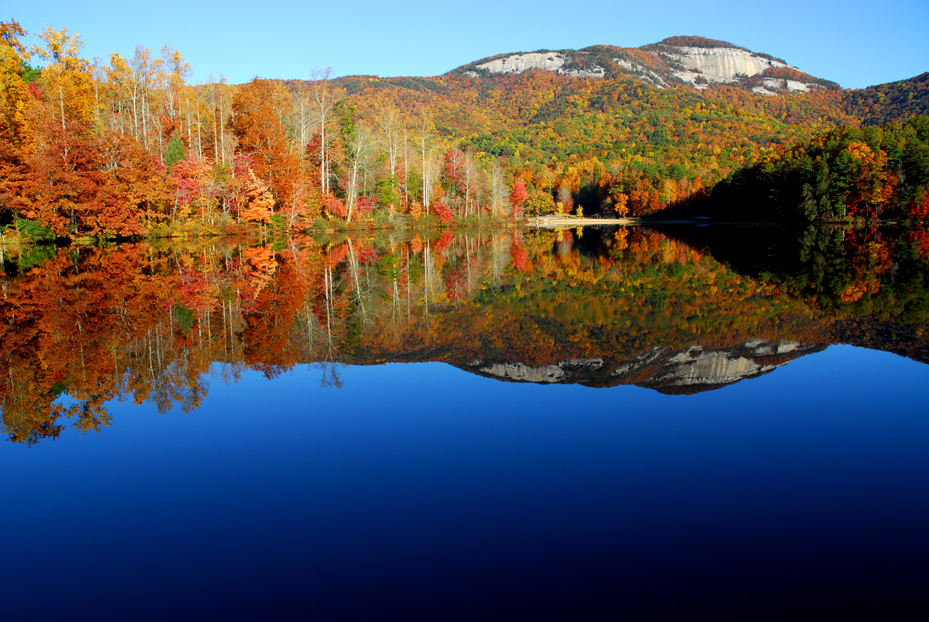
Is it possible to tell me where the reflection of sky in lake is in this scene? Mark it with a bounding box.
[2,344,927,619]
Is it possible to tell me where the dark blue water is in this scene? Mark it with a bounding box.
[2,344,927,620]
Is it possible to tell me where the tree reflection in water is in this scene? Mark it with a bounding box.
[2,224,927,444]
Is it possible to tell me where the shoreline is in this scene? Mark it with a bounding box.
[0,217,918,248]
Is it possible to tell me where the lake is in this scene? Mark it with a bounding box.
[1,225,927,620]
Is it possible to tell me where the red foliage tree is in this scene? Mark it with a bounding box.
[510,180,529,218]
[21,122,168,236]
[431,200,454,224]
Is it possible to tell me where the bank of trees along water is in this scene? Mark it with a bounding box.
[5,19,929,239]
[0,21,531,242]
[3,224,928,444]
[704,116,929,222]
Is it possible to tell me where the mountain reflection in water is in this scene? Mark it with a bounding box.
[2,224,928,444]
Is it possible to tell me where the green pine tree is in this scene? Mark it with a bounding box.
[165,131,187,166]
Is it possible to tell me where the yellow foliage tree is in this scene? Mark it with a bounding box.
[32,26,94,130]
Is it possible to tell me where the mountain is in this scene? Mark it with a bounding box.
[327,38,857,209]
[8,22,926,238]
[460,340,824,394]
[317,36,926,219]
[453,36,840,95]
[844,72,929,125]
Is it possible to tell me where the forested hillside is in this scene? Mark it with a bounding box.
[334,70,860,217]
[844,73,929,126]
[1,19,928,242]
[703,116,929,221]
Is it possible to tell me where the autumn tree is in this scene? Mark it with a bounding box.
[0,21,33,143]
[510,179,529,218]
[32,26,94,131]
[377,103,404,210]
[342,122,374,222]
[160,45,191,140]
[231,78,300,207]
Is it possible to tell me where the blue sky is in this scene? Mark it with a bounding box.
[10,0,928,89]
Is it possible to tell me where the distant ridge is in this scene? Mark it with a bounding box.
[654,36,747,50]
[844,72,929,125]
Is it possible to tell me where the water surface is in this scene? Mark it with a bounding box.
[2,225,928,619]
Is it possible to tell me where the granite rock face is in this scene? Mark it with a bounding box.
[463,341,822,394]
[476,52,567,74]
[458,39,830,95]
[663,46,787,87]
[476,358,604,383]
[650,346,777,388]
[475,52,607,80]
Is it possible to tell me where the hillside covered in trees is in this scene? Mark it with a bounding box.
[845,73,929,126]
[1,20,928,242]
[699,116,929,221]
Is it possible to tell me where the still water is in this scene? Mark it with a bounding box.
[2,225,928,619]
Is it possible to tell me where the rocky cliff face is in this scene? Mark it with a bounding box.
[467,52,607,79]
[455,37,835,95]
[461,339,823,394]
[473,52,566,75]
[476,358,604,383]
[664,46,784,85]
[628,343,796,394]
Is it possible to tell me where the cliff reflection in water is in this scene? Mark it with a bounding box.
[2,225,928,444]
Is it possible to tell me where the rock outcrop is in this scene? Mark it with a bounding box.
[666,46,782,83]
[473,52,607,80]
[475,358,604,384]
[455,37,835,95]
[461,340,822,394]
[475,52,567,75]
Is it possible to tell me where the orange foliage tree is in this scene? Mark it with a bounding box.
[231,78,300,208]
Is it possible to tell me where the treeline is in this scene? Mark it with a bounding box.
[0,21,533,241]
[4,18,929,238]
[701,116,929,221]
[442,70,856,211]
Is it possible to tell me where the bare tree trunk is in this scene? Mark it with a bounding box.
[131,73,139,140]
[58,72,66,131]
[142,84,149,148]
[421,120,428,213]
[465,154,471,218]
[344,125,370,223]
[219,84,226,166]
[403,130,409,206]
[347,159,359,222]
[91,68,101,129]
[211,83,218,164]
[196,98,202,158]
[312,68,337,196]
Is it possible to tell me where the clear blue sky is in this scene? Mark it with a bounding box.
[10,0,928,89]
